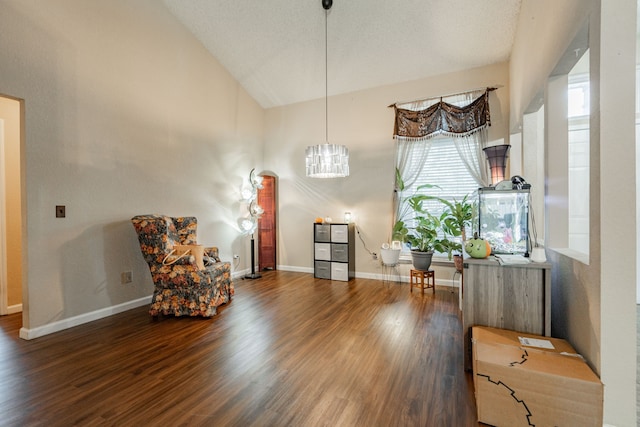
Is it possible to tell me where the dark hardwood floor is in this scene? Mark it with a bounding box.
[0,271,479,426]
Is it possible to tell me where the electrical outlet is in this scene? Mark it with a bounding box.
[55,205,66,218]
[120,271,132,284]
[372,253,378,260]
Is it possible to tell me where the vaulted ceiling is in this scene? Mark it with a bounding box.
[162,0,522,108]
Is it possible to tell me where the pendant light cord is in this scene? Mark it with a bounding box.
[325,7,329,144]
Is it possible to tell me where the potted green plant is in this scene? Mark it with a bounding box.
[391,175,441,243]
[440,194,476,271]
[440,194,475,243]
[393,191,448,271]
[440,238,463,264]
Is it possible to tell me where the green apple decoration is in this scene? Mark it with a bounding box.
[464,233,491,259]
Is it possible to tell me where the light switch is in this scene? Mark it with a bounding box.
[56,205,66,218]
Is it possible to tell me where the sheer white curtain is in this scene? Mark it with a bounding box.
[394,138,431,223]
[448,90,491,187]
[453,128,490,187]
[393,97,440,225]
[392,89,493,230]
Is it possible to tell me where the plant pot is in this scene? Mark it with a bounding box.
[453,254,463,273]
[380,248,401,266]
[410,250,434,271]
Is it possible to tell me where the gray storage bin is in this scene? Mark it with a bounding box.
[314,261,331,279]
[314,224,331,242]
[331,243,349,262]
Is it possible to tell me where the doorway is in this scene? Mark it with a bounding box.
[257,174,277,271]
[0,95,24,315]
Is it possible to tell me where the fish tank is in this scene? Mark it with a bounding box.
[478,188,530,255]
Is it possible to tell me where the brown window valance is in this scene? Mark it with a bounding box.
[393,89,492,140]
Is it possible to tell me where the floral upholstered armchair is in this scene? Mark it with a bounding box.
[131,214,234,317]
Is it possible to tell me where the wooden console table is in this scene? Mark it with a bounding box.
[462,257,551,370]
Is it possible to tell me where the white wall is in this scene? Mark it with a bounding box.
[522,105,545,246]
[0,0,265,333]
[264,62,510,282]
[511,0,637,425]
[598,1,637,423]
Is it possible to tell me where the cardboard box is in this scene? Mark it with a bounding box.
[472,326,603,426]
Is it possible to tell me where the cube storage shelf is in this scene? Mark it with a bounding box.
[313,223,355,281]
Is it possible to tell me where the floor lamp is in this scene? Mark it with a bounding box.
[240,169,263,280]
[245,232,261,280]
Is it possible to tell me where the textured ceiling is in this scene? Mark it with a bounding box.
[162,0,522,108]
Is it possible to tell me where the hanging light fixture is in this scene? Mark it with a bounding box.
[305,0,349,178]
[483,145,511,185]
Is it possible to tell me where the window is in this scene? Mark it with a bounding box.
[546,21,590,264]
[567,58,590,255]
[396,135,480,256]
[392,89,492,258]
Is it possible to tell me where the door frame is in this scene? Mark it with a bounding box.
[257,173,277,271]
[0,117,6,315]
[0,94,25,316]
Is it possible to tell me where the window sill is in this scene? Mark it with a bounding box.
[398,254,455,267]
[549,247,589,265]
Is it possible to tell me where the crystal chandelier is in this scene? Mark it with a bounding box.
[305,0,349,178]
[305,143,349,178]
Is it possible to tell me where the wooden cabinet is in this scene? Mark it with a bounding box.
[313,223,355,281]
[257,175,276,271]
[462,257,551,370]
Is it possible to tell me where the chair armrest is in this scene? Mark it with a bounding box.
[204,246,221,262]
